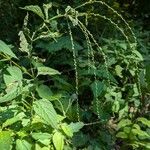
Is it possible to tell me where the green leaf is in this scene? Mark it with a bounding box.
[16,139,32,150]
[137,117,150,127]
[69,122,84,133]
[115,65,123,78]
[21,5,45,19]
[2,112,25,128]
[37,66,61,76]
[4,66,23,86]
[0,131,13,150]
[132,129,150,138]
[132,50,143,61]
[117,119,132,130]
[0,86,21,103]
[91,81,105,97]
[36,84,53,100]
[116,132,128,139]
[18,31,30,54]
[36,36,83,53]
[31,132,51,146]
[53,132,64,150]
[33,99,58,128]
[0,40,17,58]
[61,123,73,137]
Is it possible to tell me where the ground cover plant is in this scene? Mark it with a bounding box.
[0,0,150,149]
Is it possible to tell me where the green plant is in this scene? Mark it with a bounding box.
[0,0,149,149]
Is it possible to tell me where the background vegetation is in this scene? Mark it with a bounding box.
[0,0,149,149]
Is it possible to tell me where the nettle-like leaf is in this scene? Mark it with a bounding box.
[2,112,25,128]
[52,131,64,150]
[61,123,73,137]
[69,122,84,133]
[16,139,32,150]
[33,99,58,128]
[0,85,21,103]
[36,36,83,53]
[4,66,23,86]
[21,5,45,19]
[18,31,30,54]
[0,40,17,59]
[91,81,106,98]
[37,66,61,76]
[0,131,13,150]
[36,84,53,100]
[31,132,51,146]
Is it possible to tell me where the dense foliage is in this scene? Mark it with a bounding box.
[0,0,149,149]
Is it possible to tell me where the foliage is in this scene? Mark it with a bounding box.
[0,0,149,150]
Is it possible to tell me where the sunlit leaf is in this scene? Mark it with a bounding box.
[0,40,17,58]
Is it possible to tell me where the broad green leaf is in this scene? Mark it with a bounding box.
[69,122,84,133]
[37,66,61,76]
[91,81,105,97]
[2,112,25,128]
[31,132,51,146]
[4,66,23,86]
[21,5,44,19]
[132,128,150,138]
[115,65,123,78]
[132,50,143,61]
[43,3,52,20]
[53,132,64,150]
[36,36,83,53]
[117,43,127,50]
[0,131,13,150]
[0,86,21,103]
[36,84,53,99]
[16,139,32,150]
[137,117,150,127]
[112,100,120,112]
[0,40,17,58]
[35,144,50,150]
[19,31,30,54]
[117,119,132,130]
[116,132,128,139]
[33,99,58,128]
[61,123,73,137]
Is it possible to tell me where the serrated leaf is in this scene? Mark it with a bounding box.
[53,132,64,150]
[0,40,17,58]
[69,122,84,133]
[36,36,83,53]
[91,81,105,97]
[4,66,23,86]
[37,66,61,76]
[0,86,21,103]
[19,31,30,54]
[16,139,32,150]
[133,50,143,61]
[33,99,58,128]
[36,84,52,99]
[31,132,51,146]
[2,112,25,128]
[0,131,13,150]
[61,123,73,137]
[21,5,44,19]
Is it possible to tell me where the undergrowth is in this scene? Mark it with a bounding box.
[0,0,149,150]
